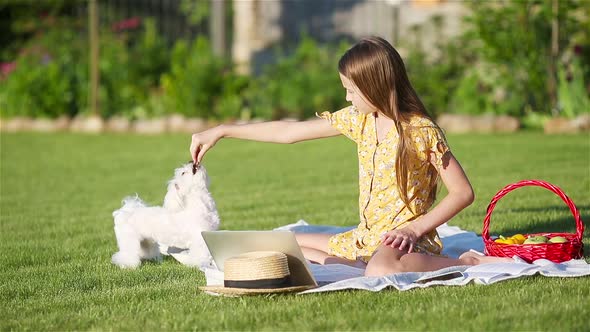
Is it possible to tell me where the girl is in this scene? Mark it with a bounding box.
[189,36,511,277]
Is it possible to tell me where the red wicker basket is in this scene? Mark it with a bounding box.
[483,180,584,263]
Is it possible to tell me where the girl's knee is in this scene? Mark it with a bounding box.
[364,260,404,277]
[364,247,406,277]
[459,255,478,265]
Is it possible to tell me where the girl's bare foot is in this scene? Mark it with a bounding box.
[459,251,514,265]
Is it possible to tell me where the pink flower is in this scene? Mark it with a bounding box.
[112,17,142,32]
[0,62,16,78]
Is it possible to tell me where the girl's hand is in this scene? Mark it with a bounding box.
[380,226,420,253]
[190,126,224,164]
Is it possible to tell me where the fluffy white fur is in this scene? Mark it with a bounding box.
[111,162,220,269]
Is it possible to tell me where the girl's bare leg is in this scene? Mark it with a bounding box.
[294,233,332,253]
[295,233,365,267]
[458,251,515,264]
[365,244,513,277]
[300,246,331,264]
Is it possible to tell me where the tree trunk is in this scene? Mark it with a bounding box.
[89,0,100,116]
[548,0,559,115]
[210,0,226,57]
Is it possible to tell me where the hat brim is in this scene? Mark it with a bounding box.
[200,284,315,296]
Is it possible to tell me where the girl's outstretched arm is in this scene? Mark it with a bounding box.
[382,151,475,252]
[189,119,340,164]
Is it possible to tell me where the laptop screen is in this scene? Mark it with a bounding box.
[201,230,318,287]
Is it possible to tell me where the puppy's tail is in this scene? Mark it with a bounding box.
[112,194,146,223]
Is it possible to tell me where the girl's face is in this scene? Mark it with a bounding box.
[340,73,378,115]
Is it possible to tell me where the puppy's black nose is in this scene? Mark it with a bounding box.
[192,162,198,175]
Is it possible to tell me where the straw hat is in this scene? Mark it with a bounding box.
[200,251,315,296]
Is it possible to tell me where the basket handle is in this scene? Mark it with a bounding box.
[482,180,584,241]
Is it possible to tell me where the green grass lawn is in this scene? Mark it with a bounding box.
[1,131,589,330]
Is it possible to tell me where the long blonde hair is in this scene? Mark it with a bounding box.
[338,36,439,211]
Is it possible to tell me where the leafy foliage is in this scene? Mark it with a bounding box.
[0,18,170,119]
[558,57,590,118]
[406,0,589,120]
[160,36,226,118]
[248,37,350,120]
[0,27,86,118]
[0,0,82,62]
[1,0,588,122]
[404,17,468,118]
[457,0,589,117]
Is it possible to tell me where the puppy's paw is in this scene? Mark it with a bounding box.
[111,252,141,269]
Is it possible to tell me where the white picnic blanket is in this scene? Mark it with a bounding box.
[203,220,590,294]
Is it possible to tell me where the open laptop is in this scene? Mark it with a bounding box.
[201,231,318,288]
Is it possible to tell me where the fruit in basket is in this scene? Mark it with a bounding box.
[494,234,525,245]
[523,236,549,244]
[532,235,549,242]
[494,238,514,244]
[511,234,526,244]
[548,236,568,243]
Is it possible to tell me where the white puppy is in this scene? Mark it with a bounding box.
[111,162,220,269]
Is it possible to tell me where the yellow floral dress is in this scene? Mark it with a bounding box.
[317,105,450,262]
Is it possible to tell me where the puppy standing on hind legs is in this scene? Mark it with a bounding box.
[111,162,220,269]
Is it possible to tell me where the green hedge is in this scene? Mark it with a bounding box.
[1,0,588,124]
